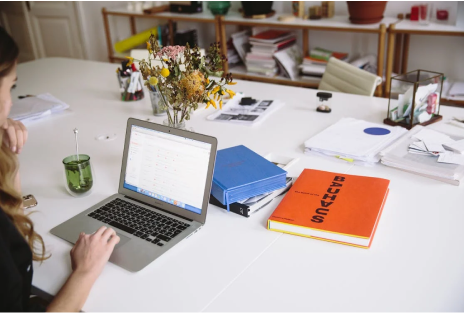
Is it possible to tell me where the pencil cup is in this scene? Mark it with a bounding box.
[118,71,145,102]
[149,89,167,116]
[63,154,94,197]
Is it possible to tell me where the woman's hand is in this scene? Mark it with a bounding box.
[2,118,28,154]
[70,226,120,281]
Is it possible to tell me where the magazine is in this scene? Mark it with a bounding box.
[206,93,284,126]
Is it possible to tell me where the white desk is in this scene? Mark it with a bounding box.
[14,58,464,311]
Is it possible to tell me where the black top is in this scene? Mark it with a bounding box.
[0,207,44,311]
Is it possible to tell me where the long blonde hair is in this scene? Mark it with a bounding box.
[0,131,48,262]
[0,26,48,262]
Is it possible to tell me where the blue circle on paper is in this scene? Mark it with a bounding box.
[363,127,391,135]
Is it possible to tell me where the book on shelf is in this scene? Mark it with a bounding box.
[299,63,326,75]
[274,45,302,81]
[227,38,241,65]
[268,169,390,248]
[211,145,288,211]
[250,37,297,50]
[210,177,295,217]
[231,30,251,64]
[249,29,295,44]
[174,29,198,47]
[309,47,349,62]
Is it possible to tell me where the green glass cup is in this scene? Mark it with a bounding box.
[63,154,93,197]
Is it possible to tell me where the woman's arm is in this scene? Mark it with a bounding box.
[46,226,120,312]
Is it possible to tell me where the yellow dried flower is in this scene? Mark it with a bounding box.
[210,99,217,109]
[161,68,170,77]
[146,41,151,50]
[149,76,158,86]
[126,56,134,66]
[227,82,237,85]
[219,100,223,109]
[180,70,206,99]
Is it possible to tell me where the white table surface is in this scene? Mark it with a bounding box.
[13,58,464,311]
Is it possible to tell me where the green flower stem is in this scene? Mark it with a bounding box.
[155,84,174,125]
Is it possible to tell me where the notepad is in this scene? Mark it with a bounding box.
[10,93,69,123]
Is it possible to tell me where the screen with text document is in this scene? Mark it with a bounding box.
[124,125,212,214]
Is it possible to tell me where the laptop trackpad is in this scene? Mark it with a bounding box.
[114,233,130,249]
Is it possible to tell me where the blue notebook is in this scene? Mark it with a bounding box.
[212,145,287,211]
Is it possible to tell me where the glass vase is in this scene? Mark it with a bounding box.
[149,89,167,116]
[163,106,187,130]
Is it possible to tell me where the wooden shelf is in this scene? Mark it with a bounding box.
[218,14,394,96]
[385,19,464,97]
[229,64,320,88]
[102,7,221,64]
[223,13,397,33]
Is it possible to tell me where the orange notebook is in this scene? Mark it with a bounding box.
[268,169,390,248]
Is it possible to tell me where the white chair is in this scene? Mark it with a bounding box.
[318,57,382,97]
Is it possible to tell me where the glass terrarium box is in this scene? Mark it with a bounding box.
[384,70,444,129]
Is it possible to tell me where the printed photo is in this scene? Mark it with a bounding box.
[259,100,273,106]
[215,114,235,121]
[232,114,259,121]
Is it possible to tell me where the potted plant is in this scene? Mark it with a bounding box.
[347,1,387,24]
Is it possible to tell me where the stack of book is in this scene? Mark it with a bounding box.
[246,30,296,77]
[210,145,288,213]
[299,47,348,80]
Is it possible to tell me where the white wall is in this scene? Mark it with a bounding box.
[80,1,464,81]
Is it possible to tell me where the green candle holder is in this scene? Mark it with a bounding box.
[63,154,94,197]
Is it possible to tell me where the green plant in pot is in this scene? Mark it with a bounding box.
[347,1,387,24]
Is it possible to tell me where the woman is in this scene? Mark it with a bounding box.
[0,27,120,311]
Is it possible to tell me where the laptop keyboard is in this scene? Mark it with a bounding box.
[87,198,190,246]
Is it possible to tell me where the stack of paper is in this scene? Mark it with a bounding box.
[304,118,408,165]
[10,93,69,124]
[381,126,464,185]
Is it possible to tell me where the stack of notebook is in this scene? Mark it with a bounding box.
[211,145,287,212]
[304,118,407,165]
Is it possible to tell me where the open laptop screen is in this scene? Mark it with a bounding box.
[123,125,212,215]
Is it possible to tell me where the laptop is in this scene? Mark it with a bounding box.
[51,118,218,272]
